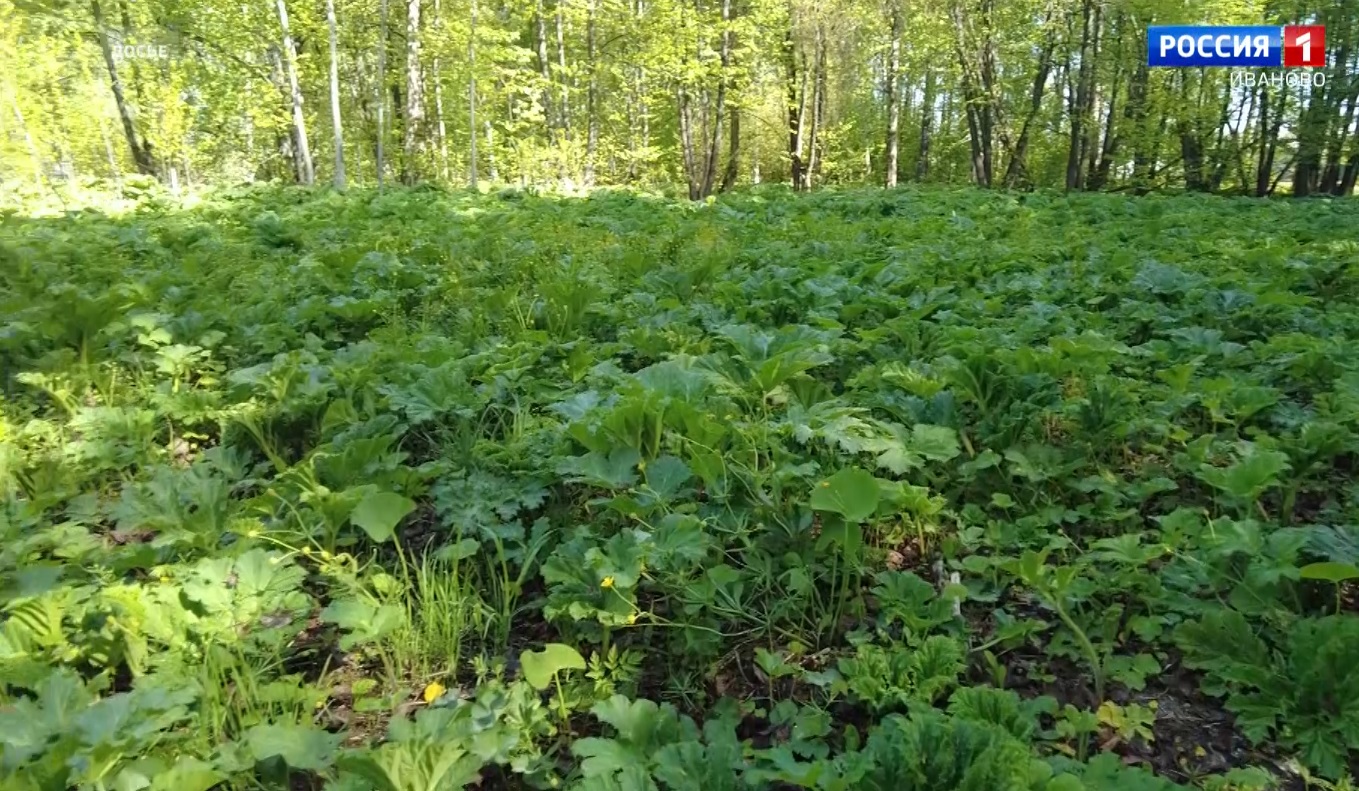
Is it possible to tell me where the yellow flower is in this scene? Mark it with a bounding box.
[247,529,261,539]
[302,546,313,555]
[422,682,446,703]
[601,576,615,589]
[627,612,638,625]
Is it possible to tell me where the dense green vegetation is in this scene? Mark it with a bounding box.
[3,185,1359,790]
[4,0,1358,197]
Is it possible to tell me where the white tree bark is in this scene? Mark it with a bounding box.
[326,0,346,189]
[376,0,389,187]
[468,0,479,186]
[401,0,424,183]
[276,0,314,184]
[432,0,450,180]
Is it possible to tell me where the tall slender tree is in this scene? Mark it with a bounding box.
[275,0,314,184]
[376,0,390,187]
[401,0,424,184]
[884,0,901,188]
[326,0,346,189]
[91,0,155,176]
[468,0,479,186]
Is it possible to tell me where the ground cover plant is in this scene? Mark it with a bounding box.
[2,184,1359,790]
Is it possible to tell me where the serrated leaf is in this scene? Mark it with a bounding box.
[572,736,645,779]
[1198,450,1290,502]
[909,424,960,462]
[557,448,642,489]
[644,455,692,500]
[321,598,404,650]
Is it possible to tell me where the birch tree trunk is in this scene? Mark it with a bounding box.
[485,120,497,181]
[584,0,597,185]
[465,0,478,185]
[884,0,901,188]
[92,0,156,176]
[718,0,742,192]
[806,24,826,186]
[401,0,424,184]
[276,0,314,184]
[534,0,553,180]
[376,0,389,187]
[916,68,934,180]
[326,0,346,189]
[699,0,732,198]
[555,0,570,137]
[1066,0,1096,190]
[678,86,697,197]
[626,0,648,182]
[720,106,740,191]
[785,22,806,190]
[432,0,449,180]
[1003,14,1055,188]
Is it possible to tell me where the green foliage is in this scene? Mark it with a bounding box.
[1175,612,1359,779]
[3,186,1359,791]
[520,643,588,691]
[350,490,418,543]
[838,636,965,714]
[810,468,880,524]
[840,709,1059,791]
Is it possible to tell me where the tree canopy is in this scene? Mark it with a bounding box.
[2,0,1356,196]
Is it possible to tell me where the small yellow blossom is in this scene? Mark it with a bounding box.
[423,682,446,703]
[247,529,261,539]
[627,613,638,625]
[302,546,313,555]
[601,576,615,589]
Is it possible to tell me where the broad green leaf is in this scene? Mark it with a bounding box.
[149,758,224,791]
[810,467,879,523]
[350,491,416,543]
[909,424,961,462]
[245,722,342,771]
[557,448,642,489]
[520,643,587,690]
[588,695,677,745]
[816,520,863,561]
[321,598,404,650]
[644,455,692,499]
[1198,451,1290,502]
[1299,561,1359,583]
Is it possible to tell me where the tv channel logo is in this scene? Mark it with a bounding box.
[1149,25,1325,68]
